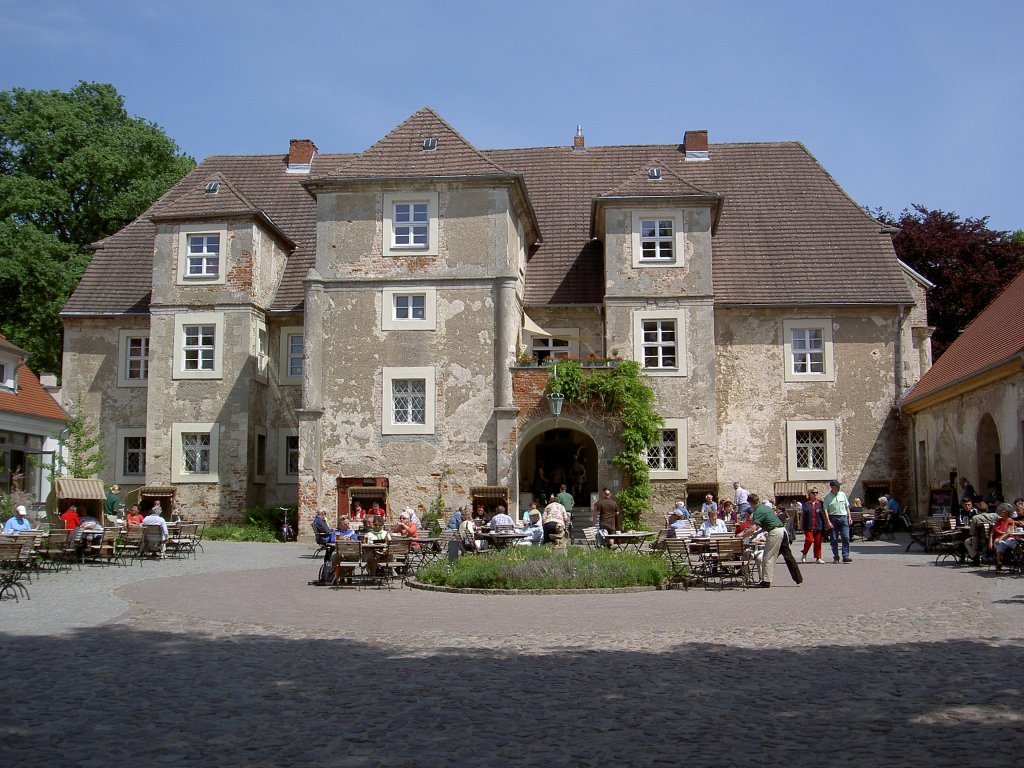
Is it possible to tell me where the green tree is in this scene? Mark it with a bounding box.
[61,399,105,479]
[0,81,194,372]
[873,205,1024,360]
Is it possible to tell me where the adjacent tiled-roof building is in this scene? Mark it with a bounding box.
[61,109,932,528]
[900,269,1024,506]
[0,334,66,508]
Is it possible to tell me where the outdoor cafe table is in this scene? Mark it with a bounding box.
[603,531,654,553]
[477,530,530,549]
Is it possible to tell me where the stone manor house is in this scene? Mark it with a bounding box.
[60,108,933,530]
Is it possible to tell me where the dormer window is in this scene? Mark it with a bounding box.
[177,222,227,285]
[383,192,439,257]
[0,360,12,391]
[422,137,438,151]
[187,234,221,277]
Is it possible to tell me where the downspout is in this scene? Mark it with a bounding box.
[895,304,906,401]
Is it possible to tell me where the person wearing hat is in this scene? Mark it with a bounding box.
[666,500,691,526]
[3,504,32,534]
[489,505,515,530]
[391,508,419,540]
[60,504,81,530]
[822,480,852,563]
[517,506,544,546]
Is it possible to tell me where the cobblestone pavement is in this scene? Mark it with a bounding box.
[1,537,1021,767]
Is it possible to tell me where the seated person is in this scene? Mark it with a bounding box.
[489,505,515,530]
[991,504,1022,571]
[666,501,690,526]
[328,516,360,583]
[60,504,81,530]
[141,507,169,557]
[446,506,464,530]
[719,500,737,522]
[391,510,420,547]
[362,515,393,575]
[458,511,482,551]
[125,504,145,527]
[516,508,544,546]
[668,510,695,537]
[699,508,728,536]
[521,501,540,524]
[967,504,1001,565]
[78,513,104,546]
[312,509,330,537]
[3,504,32,534]
[701,494,718,518]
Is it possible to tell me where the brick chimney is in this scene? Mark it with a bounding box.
[684,130,709,161]
[287,139,317,173]
[572,124,585,151]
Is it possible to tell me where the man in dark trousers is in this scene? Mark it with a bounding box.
[746,494,802,588]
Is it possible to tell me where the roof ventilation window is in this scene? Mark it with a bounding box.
[647,167,661,180]
[205,182,220,196]
[422,137,438,151]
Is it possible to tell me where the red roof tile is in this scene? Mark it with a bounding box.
[901,268,1024,406]
[0,364,66,423]
[64,110,912,315]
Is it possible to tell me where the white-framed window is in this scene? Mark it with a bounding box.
[786,420,837,481]
[0,361,8,390]
[114,428,147,484]
[631,309,686,376]
[177,222,227,285]
[647,418,687,480]
[525,327,580,364]
[256,319,268,381]
[171,422,219,483]
[383,192,439,257]
[277,427,299,483]
[279,326,303,385]
[173,312,224,380]
[117,330,150,387]
[782,318,835,383]
[382,366,436,435]
[631,210,685,268]
[254,426,267,484]
[381,287,437,331]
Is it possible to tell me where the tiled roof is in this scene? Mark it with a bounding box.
[901,269,1024,407]
[597,158,715,199]
[310,107,512,181]
[0,361,66,423]
[64,110,912,315]
[151,171,262,220]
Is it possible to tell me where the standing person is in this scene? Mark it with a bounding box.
[593,488,620,533]
[959,477,976,512]
[800,488,826,563]
[570,454,587,502]
[746,493,802,588]
[103,484,121,526]
[555,484,575,513]
[823,480,852,563]
[734,481,751,519]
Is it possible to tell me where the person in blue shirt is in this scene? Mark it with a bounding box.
[447,506,464,530]
[3,505,32,533]
[327,516,359,544]
[516,508,544,546]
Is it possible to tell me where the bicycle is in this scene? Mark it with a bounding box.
[279,506,295,541]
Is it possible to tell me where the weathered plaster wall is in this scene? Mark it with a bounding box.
[715,307,905,504]
[61,318,150,492]
[909,373,1024,514]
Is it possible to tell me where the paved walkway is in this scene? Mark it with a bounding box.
[2,537,1021,766]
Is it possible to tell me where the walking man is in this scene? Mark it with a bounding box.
[823,480,852,563]
[746,493,802,588]
[734,481,751,520]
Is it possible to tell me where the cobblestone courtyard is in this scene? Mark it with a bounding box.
[2,538,1022,767]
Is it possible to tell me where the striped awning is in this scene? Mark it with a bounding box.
[55,478,105,500]
[686,482,718,494]
[470,486,508,502]
[774,481,808,497]
[350,487,388,501]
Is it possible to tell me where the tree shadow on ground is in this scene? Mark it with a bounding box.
[0,623,1021,767]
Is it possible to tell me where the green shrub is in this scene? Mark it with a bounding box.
[246,505,297,539]
[203,524,279,542]
[417,546,668,590]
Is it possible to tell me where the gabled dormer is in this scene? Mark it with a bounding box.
[0,335,25,392]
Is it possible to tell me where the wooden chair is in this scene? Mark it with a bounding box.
[582,526,599,549]
[332,540,362,586]
[116,526,145,566]
[167,523,199,559]
[39,528,74,572]
[706,538,750,590]
[140,524,166,561]
[380,539,412,587]
[83,528,120,566]
[0,540,30,601]
[663,539,702,589]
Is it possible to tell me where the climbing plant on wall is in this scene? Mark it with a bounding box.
[545,359,663,528]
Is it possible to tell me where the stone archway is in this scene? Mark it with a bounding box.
[976,414,1002,498]
[517,419,598,511]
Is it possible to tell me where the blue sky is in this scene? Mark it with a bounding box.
[2,0,1021,231]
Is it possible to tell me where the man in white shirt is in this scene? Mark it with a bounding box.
[516,508,544,546]
[489,505,515,530]
[734,482,751,519]
[141,507,169,558]
[699,508,728,536]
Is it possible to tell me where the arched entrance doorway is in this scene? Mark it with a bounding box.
[976,414,1002,498]
[517,420,598,512]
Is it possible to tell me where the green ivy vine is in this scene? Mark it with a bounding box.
[546,359,664,529]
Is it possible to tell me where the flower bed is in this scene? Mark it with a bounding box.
[416,546,668,590]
